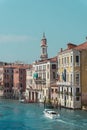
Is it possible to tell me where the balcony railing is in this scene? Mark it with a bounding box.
[57,81,72,86]
[76,92,81,96]
[57,91,73,96]
[34,77,46,84]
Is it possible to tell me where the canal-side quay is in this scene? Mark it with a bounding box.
[1,96,87,111]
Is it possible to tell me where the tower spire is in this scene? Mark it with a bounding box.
[43,32,45,39]
[40,33,48,60]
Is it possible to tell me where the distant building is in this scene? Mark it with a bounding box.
[3,66,14,98]
[0,67,4,86]
[25,66,38,102]
[3,64,29,99]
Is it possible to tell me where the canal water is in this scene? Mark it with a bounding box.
[0,99,87,130]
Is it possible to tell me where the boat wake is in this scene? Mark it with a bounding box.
[56,118,85,129]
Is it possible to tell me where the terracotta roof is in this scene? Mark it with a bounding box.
[49,56,57,62]
[33,56,57,65]
[74,42,87,51]
[3,64,31,69]
[59,41,87,54]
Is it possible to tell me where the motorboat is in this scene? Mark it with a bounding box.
[19,99,25,103]
[43,109,60,119]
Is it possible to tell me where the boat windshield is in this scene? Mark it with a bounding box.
[51,112,57,114]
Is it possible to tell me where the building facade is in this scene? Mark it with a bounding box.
[3,64,28,99]
[3,66,14,98]
[33,57,58,103]
[74,42,87,106]
[25,66,38,102]
[57,43,81,109]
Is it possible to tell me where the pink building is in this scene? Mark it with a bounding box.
[3,64,29,99]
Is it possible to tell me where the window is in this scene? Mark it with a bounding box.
[71,56,72,63]
[43,65,46,70]
[43,73,46,79]
[52,64,56,69]
[76,74,79,85]
[76,56,79,63]
[62,69,66,81]
[39,73,42,78]
[29,71,32,76]
[62,87,63,92]
[67,57,69,64]
[47,72,49,79]
[71,74,72,83]
[58,59,61,65]
[20,83,23,88]
[36,66,38,71]
[20,70,23,74]
[64,57,66,64]
[39,66,42,70]
[51,89,54,93]
[55,89,57,93]
[71,88,72,100]
[67,74,69,82]
[76,88,79,93]
[62,58,63,64]
[47,64,49,69]
[67,87,68,93]
[59,87,60,98]
[7,70,9,73]
[53,72,56,79]
[30,80,32,84]
[76,97,79,101]
[40,94,41,99]
[20,77,23,80]
[71,88,72,93]
[15,70,18,73]
[7,83,9,87]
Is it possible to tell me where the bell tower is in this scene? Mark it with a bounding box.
[40,33,48,60]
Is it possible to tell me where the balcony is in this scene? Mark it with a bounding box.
[57,81,71,86]
[34,77,46,84]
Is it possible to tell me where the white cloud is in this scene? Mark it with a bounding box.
[0,34,37,43]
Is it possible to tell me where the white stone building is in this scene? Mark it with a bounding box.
[57,43,81,109]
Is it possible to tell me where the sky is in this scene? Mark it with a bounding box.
[0,0,87,63]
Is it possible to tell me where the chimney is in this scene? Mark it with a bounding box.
[67,43,77,49]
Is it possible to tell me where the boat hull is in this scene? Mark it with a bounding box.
[43,109,60,119]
